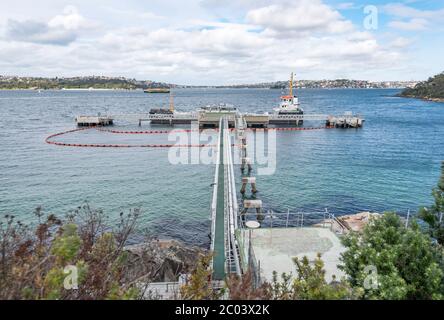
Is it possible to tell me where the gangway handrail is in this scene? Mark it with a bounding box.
[268,113,329,120]
[210,119,223,253]
[239,210,337,228]
[223,117,241,276]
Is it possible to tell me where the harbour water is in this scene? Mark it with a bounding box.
[1,88,444,245]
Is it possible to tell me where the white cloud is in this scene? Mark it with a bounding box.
[383,3,444,19]
[48,5,94,30]
[5,19,77,45]
[336,2,356,10]
[104,7,165,21]
[4,5,96,45]
[389,36,414,48]
[246,0,353,35]
[0,0,414,84]
[384,3,444,31]
[88,16,403,84]
[388,18,428,31]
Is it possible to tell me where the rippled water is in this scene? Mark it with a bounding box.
[1,88,443,245]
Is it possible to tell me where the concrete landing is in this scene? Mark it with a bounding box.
[250,227,345,282]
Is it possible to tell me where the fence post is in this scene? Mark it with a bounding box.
[324,208,328,228]
[248,229,252,267]
[270,210,273,229]
[258,260,261,287]
[301,212,304,228]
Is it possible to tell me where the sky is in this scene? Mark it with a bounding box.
[0,0,443,85]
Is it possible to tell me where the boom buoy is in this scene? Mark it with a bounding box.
[45,126,334,148]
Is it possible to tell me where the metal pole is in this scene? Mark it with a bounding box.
[405,209,410,228]
[270,210,273,229]
[324,208,328,228]
[286,208,290,228]
[248,228,252,272]
[258,260,261,287]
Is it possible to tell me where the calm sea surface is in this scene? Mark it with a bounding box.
[1,88,443,245]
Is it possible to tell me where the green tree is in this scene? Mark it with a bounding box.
[264,254,357,300]
[419,161,444,245]
[401,72,444,99]
[291,254,357,300]
[340,212,443,300]
[180,254,221,300]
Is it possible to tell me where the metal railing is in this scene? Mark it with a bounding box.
[235,228,262,288]
[209,119,223,254]
[223,117,241,276]
[105,112,363,122]
[142,281,180,299]
[210,117,242,279]
[268,114,329,121]
[238,208,341,230]
[109,112,198,121]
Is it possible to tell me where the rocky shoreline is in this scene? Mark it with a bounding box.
[124,239,206,283]
[125,212,382,284]
[398,94,444,103]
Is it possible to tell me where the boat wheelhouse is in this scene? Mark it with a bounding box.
[273,73,304,115]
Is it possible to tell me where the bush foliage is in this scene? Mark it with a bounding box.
[0,205,142,299]
[401,72,444,99]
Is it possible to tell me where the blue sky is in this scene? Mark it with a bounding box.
[0,0,443,85]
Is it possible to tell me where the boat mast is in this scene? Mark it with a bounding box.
[289,72,294,97]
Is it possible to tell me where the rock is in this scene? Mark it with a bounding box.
[315,211,381,234]
[124,239,205,283]
[337,211,380,233]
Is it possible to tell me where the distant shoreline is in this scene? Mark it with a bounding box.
[0,87,407,91]
[0,88,137,91]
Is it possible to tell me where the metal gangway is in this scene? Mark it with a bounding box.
[210,117,242,281]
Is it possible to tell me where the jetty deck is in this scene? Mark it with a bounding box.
[246,227,346,282]
[76,115,113,126]
[81,106,364,128]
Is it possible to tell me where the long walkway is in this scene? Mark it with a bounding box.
[211,117,242,280]
[212,120,226,280]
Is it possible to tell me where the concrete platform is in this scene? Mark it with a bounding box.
[250,227,345,282]
[76,115,113,126]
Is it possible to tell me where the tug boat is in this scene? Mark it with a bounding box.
[273,72,304,115]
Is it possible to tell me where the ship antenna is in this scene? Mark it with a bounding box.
[289,72,294,97]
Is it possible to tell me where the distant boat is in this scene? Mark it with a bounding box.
[144,88,170,93]
[273,72,304,115]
